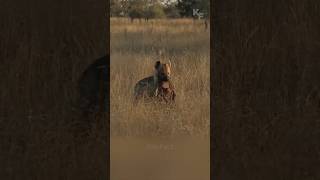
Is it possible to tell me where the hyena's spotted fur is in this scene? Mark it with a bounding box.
[134,61,176,103]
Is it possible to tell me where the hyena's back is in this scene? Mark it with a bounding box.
[134,76,156,99]
[78,55,109,113]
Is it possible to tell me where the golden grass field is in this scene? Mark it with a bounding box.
[110,18,210,137]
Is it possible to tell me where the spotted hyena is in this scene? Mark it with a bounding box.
[134,61,176,104]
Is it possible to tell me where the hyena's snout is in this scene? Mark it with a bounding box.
[158,72,170,81]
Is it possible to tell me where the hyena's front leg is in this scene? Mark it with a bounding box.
[171,90,176,101]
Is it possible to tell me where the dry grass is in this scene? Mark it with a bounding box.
[110,18,210,137]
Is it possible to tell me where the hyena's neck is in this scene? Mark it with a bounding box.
[153,75,164,88]
[153,75,158,86]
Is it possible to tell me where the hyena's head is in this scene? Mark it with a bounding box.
[154,61,172,82]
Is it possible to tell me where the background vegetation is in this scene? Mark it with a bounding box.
[111,0,210,19]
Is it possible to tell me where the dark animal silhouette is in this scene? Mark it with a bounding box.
[78,55,109,116]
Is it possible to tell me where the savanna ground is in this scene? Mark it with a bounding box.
[110,18,210,180]
[110,18,210,137]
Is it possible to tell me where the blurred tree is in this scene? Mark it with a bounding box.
[176,0,209,18]
[111,0,209,19]
[110,0,122,17]
[144,1,166,19]
[128,0,145,21]
[163,1,181,18]
[176,0,196,17]
[198,0,210,18]
[127,0,166,21]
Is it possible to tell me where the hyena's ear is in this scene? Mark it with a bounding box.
[155,61,161,69]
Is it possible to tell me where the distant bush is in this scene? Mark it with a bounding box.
[111,0,209,19]
[128,0,145,20]
[145,3,166,19]
[164,3,181,18]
